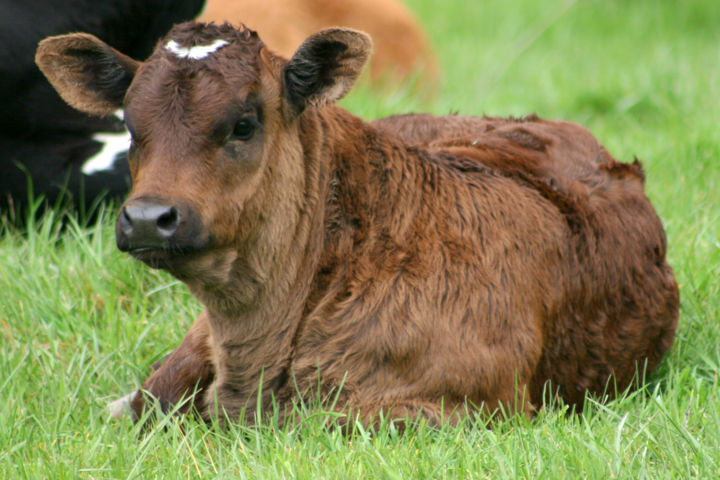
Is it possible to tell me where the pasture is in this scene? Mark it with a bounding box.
[1,0,718,477]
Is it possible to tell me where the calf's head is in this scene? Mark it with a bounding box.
[36,23,371,281]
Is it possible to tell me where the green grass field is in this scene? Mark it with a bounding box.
[2,0,719,477]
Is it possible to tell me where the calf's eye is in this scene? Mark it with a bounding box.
[231,118,256,141]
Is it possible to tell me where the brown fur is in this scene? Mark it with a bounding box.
[199,0,438,89]
[36,22,678,427]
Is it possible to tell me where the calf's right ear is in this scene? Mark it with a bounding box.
[35,33,139,116]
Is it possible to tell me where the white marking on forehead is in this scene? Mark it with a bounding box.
[82,131,131,175]
[165,39,229,60]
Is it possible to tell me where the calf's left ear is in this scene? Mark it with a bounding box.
[283,28,372,115]
[35,33,139,116]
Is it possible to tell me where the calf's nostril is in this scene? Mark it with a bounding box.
[118,206,134,235]
[157,206,179,234]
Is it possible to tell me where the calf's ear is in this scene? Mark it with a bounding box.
[282,28,372,115]
[35,33,139,116]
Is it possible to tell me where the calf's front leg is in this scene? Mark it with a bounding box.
[107,311,214,422]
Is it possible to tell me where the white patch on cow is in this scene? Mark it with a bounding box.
[107,391,137,419]
[165,39,229,60]
[82,131,131,175]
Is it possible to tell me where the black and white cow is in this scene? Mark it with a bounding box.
[0,0,204,218]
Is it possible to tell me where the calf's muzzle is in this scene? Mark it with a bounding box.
[116,197,207,256]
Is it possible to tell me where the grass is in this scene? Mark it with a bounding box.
[1,0,719,477]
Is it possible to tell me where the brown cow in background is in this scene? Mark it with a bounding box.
[200,0,438,89]
[36,22,678,427]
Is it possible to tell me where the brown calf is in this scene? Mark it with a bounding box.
[199,0,438,89]
[36,22,678,426]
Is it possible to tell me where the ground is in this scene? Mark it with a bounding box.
[1,0,718,477]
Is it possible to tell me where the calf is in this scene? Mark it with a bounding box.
[36,22,678,426]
